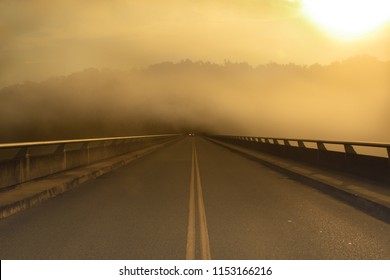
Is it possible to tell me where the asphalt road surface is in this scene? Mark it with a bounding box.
[1,137,390,259]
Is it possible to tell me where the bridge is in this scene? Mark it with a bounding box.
[0,134,389,259]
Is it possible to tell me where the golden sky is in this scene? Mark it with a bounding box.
[1,0,390,87]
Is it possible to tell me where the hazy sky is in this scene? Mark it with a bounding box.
[1,0,390,88]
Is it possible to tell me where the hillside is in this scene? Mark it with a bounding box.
[1,56,389,143]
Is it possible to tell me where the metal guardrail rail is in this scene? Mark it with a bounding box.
[0,135,178,149]
[209,135,390,183]
[211,135,390,156]
[0,134,180,191]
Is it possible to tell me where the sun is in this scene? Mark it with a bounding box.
[301,0,390,39]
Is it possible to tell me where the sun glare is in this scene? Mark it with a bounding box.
[301,0,390,39]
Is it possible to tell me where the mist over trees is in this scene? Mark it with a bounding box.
[0,55,389,143]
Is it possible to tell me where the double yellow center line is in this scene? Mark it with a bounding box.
[186,141,211,260]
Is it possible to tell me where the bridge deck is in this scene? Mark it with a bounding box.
[0,137,389,259]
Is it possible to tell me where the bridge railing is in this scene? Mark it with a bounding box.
[209,135,390,183]
[0,134,180,191]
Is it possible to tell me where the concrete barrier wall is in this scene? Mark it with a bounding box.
[210,135,390,184]
[0,134,179,190]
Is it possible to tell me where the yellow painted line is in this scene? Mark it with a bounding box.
[186,140,212,260]
[185,143,196,260]
[194,144,212,260]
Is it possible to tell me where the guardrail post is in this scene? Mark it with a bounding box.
[344,144,357,172]
[81,143,90,165]
[54,144,67,170]
[283,140,290,156]
[115,139,122,155]
[14,147,27,183]
[87,143,90,164]
[19,158,24,183]
[344,144,356,154]
[317,142,326,163]
[317,142,326,150]
[25,148,30,181]
[63,147,67,170]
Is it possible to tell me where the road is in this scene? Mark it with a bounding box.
[1,137,390,259]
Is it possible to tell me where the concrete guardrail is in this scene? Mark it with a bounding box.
[209,135,390,184]
[0,134,180,191]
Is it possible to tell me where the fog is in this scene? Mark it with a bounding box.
[1,1,389,143]
[0,55,389,143]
